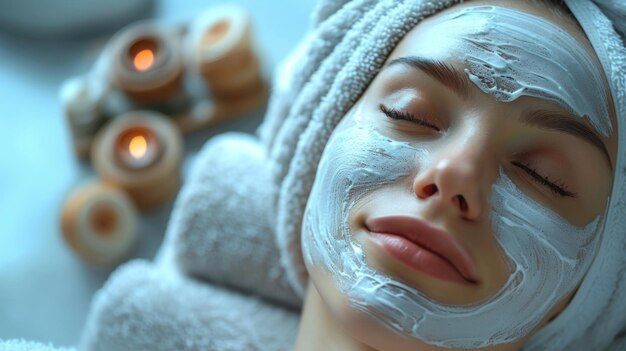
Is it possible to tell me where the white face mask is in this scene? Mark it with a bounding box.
[302,6,609,349]
[416,5,611,137]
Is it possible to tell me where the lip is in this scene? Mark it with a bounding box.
[364,215,479,285]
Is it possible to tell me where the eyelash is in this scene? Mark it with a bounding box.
[379,104,441,132]
[511,161,577,198]
[379,104,576,198]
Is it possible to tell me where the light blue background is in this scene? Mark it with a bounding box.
[0,0,316,347]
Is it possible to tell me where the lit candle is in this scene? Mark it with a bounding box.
[92,111,183,211]
[115,127,162,169]
[109,22,184,104]
[133,49,155,72]
[61,180,138,266]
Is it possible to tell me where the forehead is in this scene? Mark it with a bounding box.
[385,4,613,138]
[398,0,597,55]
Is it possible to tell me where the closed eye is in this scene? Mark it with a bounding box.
[512,161,577,198]
[379,104,441,132]
[379,102,576,198]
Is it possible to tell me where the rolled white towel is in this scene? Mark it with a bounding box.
[169,132,300,308]
[80,260,299,351]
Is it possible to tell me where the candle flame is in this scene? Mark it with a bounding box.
[129,135,148,159]
[133,49,154,71]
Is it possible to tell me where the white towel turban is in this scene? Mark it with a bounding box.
[256,0,626,349]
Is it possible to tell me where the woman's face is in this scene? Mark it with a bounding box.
[302,1,618,350]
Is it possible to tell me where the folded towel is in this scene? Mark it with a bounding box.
[170,132,300,308]
[79,260,299,351]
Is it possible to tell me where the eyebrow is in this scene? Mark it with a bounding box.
[386,56,472,99]
[385,56,612,170]
[520,109,612,170]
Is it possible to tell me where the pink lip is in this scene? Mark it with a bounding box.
[364,215,479,285]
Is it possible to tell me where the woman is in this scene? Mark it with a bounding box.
[72,0,625,350]
[259,0,626,350]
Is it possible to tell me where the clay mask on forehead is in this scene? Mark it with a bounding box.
[301,6,611,349]
[420,5,611,137]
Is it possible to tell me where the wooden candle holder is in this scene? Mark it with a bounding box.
[61,4,268,161]
[91,111,183,211]
[61,180,138,266]
[109,21,184,105]
[60,4,269,266]
[174,81,268,133]
[186,4,263,98]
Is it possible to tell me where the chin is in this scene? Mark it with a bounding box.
[306,265,500,351]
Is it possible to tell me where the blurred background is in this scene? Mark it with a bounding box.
[0,0,316,347]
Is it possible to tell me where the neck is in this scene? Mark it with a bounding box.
[294,280,377,351]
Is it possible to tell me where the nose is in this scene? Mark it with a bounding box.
[413,142,495,221]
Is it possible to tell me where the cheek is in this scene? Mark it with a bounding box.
[319,124,420,198]
[491,169,602,299]
[302,124,421,264]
